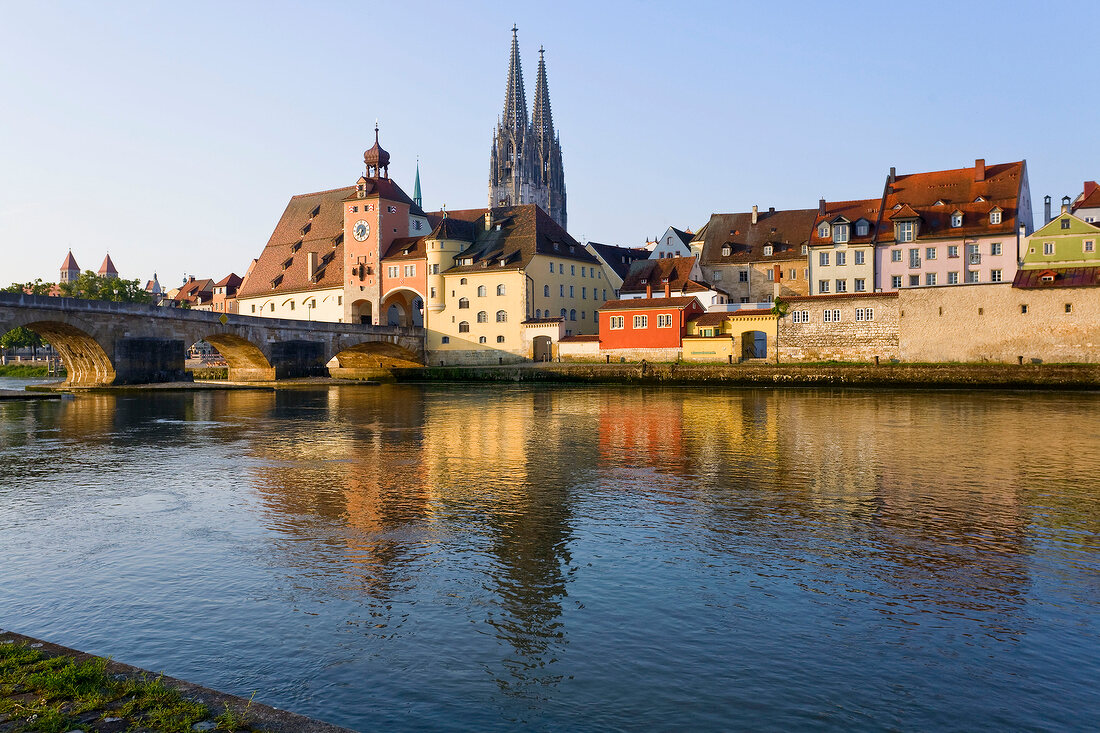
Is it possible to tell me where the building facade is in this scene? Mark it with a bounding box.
[1021,208,1100,269]
[488,27,566,230]
[649,227,695,259]
[808,198,879,296]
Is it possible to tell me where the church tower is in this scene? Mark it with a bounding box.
[488,26,567,230]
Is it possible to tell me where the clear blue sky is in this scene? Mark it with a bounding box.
[2,0,1097,286]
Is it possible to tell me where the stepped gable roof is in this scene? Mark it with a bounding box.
[700,208,818,265]
[599,296,700,310]
[809,198,883,247]
[878,160,1025,244]
[237,186,352,299]
[381,236,427,261]
[1013,266,1100,289]
[587,241,650,280]
[214,273,242,290]
[60,251,79,271]
[620,256,712,295]
[443,204,597,275]
[98,254,118,276]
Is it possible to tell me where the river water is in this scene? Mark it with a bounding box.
[1,384,1098,731]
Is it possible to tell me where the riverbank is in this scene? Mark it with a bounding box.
[0,630,352,733]
[392,362,1100,389]
[0,364,61,379]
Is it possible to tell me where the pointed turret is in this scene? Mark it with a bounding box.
[532,46,555,171]
[413,159,422,209]
[502,25,528,132]
[98,253,118,279]
[60,250,80,284]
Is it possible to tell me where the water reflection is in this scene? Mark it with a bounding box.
[2,385,1098,730]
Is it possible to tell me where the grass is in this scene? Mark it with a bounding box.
[0,642,262,732]
[0,364,63,378]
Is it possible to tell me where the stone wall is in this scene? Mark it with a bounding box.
[899,282,1100,363]
[558,339,600,361]
[779,293,899,362]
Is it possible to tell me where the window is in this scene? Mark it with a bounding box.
[823,309,841,322]
[855,308,875,321]
[478,336,486,344]
[791,310,809,324]
[909,275,920,287]
[818,223,829,238]
[1061,218,1071,230]
[657,314,673,328]
[897,221,915,242]
[535,309,541,318]
[1021,304,1028,314]
[722,246,731,256]
[891,276,902,289]
[764,245,774,256]
[767,269,774,282]
[802,244,809,254]
[835,279,847,293]
[633,314,648,328]
[270,303,275,312]
[387,266,399,278]
[497,335,506,343]
[818,280,830,293]
[289,301,295,311]
[458,298,469,309]
[497,284,506,296]
[854,278,866,292]
[251,304,256,313]
[948,271,959,284]
[854,250,865,265]
[833,225,849,243]
[947,245,959,258]
[477,285,487,296]
[496,310,507,322]
[581,268,586,277]
[582,287,587,299]
[441,336,450,344]
[430,287,437,298]
[990,211,1002,224]
[560,308,567,319]
[570,265,576,275]
[891,249,902,262]
[819,252,830,266]
[909,249,921,268]
[560,285,564,297]
[404,264,415,277]
[477,311,488,323]
[966,270,979,283]
[990,269,1002,282]
[460,277,467,285]
[549,261,554,272]
[569,285,575,298]
[789,269,796,280]
[1065,303,1072,313]
[926,247,937,260]
[739,270,748,282]
[834,251,848,267]
[926,272,937,286]
[543,285,550,297]
[951,213,962,227]
[713,270,723,281]
[570,309,577,321]
[1044,242,1055,255]
[1085,240,1095,253]
[610,315,625,329]
[430,264,439,274]
[856,221,869,237]
[458,321,469,333]
[990,242,1002,256]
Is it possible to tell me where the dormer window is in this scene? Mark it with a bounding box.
[974,196,986,202]
[721,245,731,256]
[934,200,946,206]
[801,244,808,255]
[855,221,869,237]
[640,278,648,284]
[309,205,320,219]
[990,210,1002,225]
[832,225,849,244]
[300,222,311,236]
[951,213,963,228]
[818,223,830,238]
[896,221,915,242]
[763,245,774,256]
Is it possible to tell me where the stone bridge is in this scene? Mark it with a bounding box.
[0,293,424,387]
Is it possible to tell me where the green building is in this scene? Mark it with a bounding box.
[1021,210,1100,269]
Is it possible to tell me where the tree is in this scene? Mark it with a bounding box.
[770,297,790,364]
[0,326,45,359]
[58,271,151,303]
[3,279,54,296]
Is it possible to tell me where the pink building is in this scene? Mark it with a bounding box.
[875,159,1033,291]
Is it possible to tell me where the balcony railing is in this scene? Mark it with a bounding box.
[969,253,982,265]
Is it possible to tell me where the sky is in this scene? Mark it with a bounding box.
[2,0,1098,287]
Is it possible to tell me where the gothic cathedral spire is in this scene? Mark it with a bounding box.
[488,26,567,230]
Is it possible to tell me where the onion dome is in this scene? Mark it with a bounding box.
[363,122,390,178]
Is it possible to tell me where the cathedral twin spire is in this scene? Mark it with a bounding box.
[489,26,567,230]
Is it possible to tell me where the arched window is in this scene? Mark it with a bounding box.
[496,335,505,343]
[560,308,567,319]
[496,284,506,296]
[535,309,541,318]
[543,284,550,297]
[460,277,468,285]
[477,311,488,323]
[478,336,486,343]
[458,321,470,333]
[477,285,487,297]
[570,309,576,321]
[458,298,469,309]
[496,310,507,322]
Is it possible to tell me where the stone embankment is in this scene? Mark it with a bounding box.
[0,629,353,733]
[393,362,1100,389]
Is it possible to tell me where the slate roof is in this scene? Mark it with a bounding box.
[1013,266,1100,289]
[587,241,651,281]
[441,204,598,275]
[699,208,818,265]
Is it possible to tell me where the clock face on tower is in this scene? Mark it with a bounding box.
[353,220,370,241]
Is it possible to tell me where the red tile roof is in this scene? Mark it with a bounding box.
[1074,181,1100,210]
[620,256,720,296]
[559,334,599,342]
[1012,266,1100,289]
[699,208,818,265]
[599,296,700,310]
[60,251,79,271]
[809,198,882,247]
[214,273,242,289]
[98,254,118,276]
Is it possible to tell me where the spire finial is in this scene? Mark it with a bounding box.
[512,23,518,35]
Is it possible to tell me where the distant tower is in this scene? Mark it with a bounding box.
[488,26,567,230]
[98,254,118,280]
[413,159,423,209]
[60,250,80,284]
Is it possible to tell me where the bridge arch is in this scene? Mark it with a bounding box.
[381,288,424,327]
[202,333,275,381]
[14,319,114,387]
[330,339,423,377]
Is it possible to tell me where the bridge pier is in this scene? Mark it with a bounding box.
[114,338,192,385]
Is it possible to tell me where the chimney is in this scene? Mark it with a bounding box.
[1044,195,1052,223]
[773,264,782,300]
[974,158,985,182]
[484,211,493,229]
[1084,181,1098,200]
[751,205,758,225]
[1061,195,1071,214]
[645,282,653,298]
[888,167,896,184]
[818,198,826,214]
[307,251,318,279]
[664,279,671,298]
[768,206,775,214]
